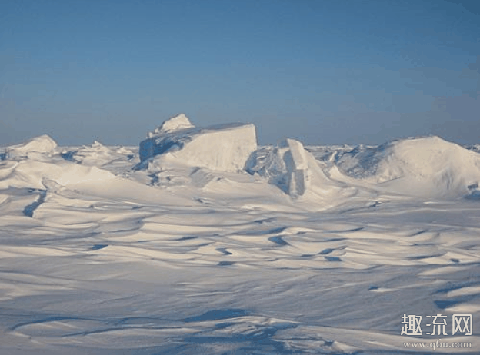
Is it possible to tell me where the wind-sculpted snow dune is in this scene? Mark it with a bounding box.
[333,136,480,199]
[0,116,479,354]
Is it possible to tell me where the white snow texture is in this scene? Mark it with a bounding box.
[1,114,480,354]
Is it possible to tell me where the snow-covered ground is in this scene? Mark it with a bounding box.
[0,115,479,354]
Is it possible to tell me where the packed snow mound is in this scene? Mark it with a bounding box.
[139,116,257,172]
[0,160,115,190]
[5,135,57,160]
[336,136,480,198]
[247,138,348,199]
[148,114,195,136]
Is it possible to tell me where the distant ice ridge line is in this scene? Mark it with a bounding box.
[3,120,480,202]
[0,135,119,190]
[61,140,136,167]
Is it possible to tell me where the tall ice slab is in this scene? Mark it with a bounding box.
[139,114,257,172]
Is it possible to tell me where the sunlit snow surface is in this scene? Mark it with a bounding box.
[0,136,480,354]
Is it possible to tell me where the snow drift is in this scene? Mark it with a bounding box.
[0,160,115,190]
[335,136,480,198]
[139,114,257,172]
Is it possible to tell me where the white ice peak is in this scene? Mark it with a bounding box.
[5,134,58,159]
[148,114,195,137]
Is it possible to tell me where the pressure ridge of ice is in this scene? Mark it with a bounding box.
[2,117,480,200]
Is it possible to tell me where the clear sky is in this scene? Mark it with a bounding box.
[1,0,479,146]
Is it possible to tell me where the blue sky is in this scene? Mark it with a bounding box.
[1,0,479,146]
